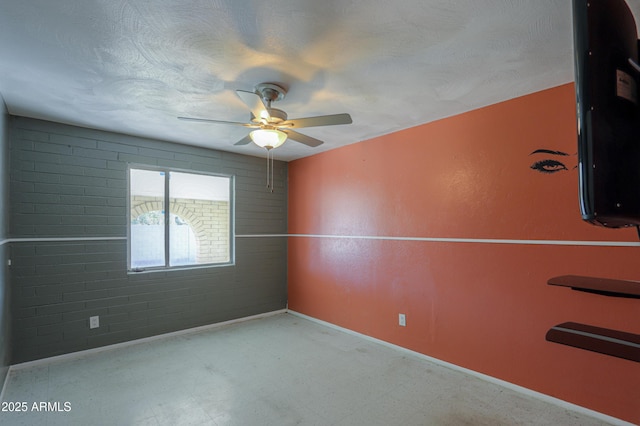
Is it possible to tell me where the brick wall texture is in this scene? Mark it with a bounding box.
[9,116,287,363]
[130,195,231,264]
[0,102,10,386]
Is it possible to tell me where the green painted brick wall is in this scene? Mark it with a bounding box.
[0,96,10,388]
[9,116,287,363]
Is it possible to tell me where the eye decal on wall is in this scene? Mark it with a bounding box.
[530,159,568,174]
[529,149,577,174]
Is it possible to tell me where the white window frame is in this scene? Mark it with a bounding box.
[127,165,234,272]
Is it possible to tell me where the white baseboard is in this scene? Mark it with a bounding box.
[287,310,634,426]
[2,308,633,425]
[0,310,284,402]
[7,309,287,373]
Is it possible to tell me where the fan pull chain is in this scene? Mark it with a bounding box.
[265,148,270,190]
[270,150,274,193]
[265,147,274,192]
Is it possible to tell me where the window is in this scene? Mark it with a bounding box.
[128,167,233,271]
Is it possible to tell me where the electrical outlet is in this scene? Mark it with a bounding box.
[89,316,100,329]
[399,313,406,327]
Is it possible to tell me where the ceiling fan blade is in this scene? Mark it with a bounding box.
[279,113,352,129]
[234,134,253,146]
[178,116,257,127]
[282,129,324,148]
[236,90,271,122]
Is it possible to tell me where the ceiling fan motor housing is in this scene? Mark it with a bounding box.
[255,83,287,103]
[262,108,287,124]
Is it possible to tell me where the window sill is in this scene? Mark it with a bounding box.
[127,262,234,274]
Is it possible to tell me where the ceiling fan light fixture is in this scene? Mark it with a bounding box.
[250,128,287,149]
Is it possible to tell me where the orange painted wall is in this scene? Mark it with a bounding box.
[288,83,640,423]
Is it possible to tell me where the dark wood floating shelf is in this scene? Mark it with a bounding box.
[547,275,640,299]
[546,322,640,362]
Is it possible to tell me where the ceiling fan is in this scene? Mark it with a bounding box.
[178,82,352,192]
[178,82,352,150]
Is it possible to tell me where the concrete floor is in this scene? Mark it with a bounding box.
[0,313,623,425]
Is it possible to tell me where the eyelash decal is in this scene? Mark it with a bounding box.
[530,159,569,174]
[529,149,570,156]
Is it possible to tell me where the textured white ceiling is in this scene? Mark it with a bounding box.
[0,0,638,161]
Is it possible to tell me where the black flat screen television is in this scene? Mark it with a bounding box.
[573,0,640,228]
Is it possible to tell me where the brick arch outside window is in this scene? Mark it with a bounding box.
[130,196,230,264]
